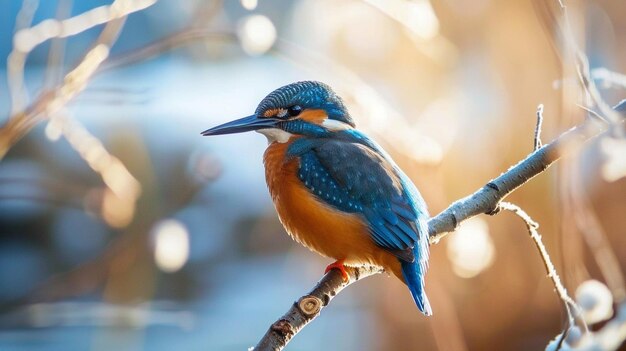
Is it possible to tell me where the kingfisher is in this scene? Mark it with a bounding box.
[201,81,432,315]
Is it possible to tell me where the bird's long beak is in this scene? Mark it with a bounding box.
[201,115,279,136]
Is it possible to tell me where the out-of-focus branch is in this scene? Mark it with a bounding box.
[100,29,237,73]
[547,294,626,350]
[555,0,623,128]
[9,0,40,112]
[47,111,141,227]
[254,113,615,350]
[0,1,156,229]
[43,0,72,89]
[0,0,157,160]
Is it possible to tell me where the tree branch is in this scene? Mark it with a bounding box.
[428,117,603,243]
[254,116,610,350]
[254,265,382,351]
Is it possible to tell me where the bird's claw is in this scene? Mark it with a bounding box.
[325,259,350,282]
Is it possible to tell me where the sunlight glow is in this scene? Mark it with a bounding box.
[152,219,190,273]
[350,85,444,164]
[364,0,440,40]
[237,15,276,56]
[447,217,495,278]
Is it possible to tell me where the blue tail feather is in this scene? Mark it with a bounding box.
[401,259,432,316]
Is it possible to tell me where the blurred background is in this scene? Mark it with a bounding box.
[0,0,625,350]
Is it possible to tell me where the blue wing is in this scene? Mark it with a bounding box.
[289,137,428,263]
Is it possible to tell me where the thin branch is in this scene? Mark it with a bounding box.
[254,115,610,350]
[535,104,544,151]
[591,68,626,90]
[498,201,586,350]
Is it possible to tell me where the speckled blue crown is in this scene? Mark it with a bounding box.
[255,81,355,127]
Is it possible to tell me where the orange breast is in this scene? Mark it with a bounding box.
[263,140,402,276]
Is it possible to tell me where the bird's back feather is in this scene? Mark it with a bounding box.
[285,131,431,314]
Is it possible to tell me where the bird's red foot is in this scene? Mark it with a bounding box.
[325,259,350,282]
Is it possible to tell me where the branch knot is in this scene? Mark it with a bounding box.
[298,296,322,317]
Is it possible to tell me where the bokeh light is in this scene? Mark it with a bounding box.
[364,0,440,40]
[576,280,614,325]
[446,217,495,279]
[151,219,190,273]
[237,15,276,56]
[240,0,258,11]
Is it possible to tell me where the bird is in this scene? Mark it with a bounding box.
[201,81,432,315]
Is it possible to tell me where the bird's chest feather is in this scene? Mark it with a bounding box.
[263,141,385,265]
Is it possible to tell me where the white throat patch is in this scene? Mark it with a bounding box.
[257,128,293,143]
[321,119,353,131]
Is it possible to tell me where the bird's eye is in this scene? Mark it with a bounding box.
[287,105,302,117]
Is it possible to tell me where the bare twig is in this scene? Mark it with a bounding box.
[498,201,586,350]
[591,68,626,90]
[535,104,544,151]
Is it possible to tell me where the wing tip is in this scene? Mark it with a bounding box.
[401,259,433,316]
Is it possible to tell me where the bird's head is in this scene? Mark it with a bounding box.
[201,81,354,143]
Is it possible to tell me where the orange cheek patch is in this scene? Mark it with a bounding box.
[299,109,328,124]
[263,109,280,117]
